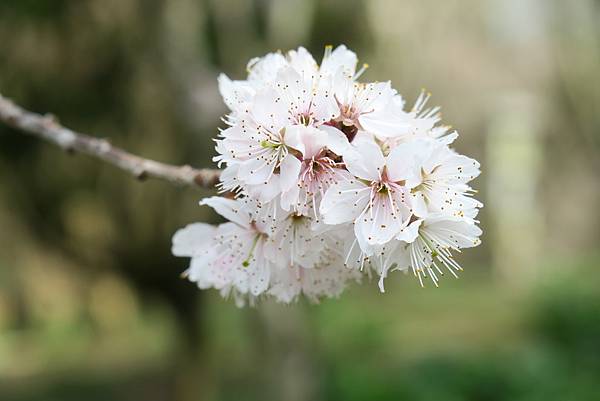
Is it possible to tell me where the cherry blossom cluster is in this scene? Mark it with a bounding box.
[172,45,482,306]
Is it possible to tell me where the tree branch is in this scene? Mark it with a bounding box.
[0,93,221,188]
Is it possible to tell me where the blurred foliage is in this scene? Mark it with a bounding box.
[0,0,598,400]
[3,256,600,401]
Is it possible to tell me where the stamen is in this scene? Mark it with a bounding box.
[354,63,369,80]
[242,235,261,267]
[323,44,333,61]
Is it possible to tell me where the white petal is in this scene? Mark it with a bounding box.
[353,220,377,256]
[287,47,318,76]
[247,52,288,84]
[377,242,410,292]
[237,154,276,185]
[332,69,355,105]
[354,194,403,246]
[186,256,216,288]
[285,125,328,159]
[350,81,396,120]
[423,215,483,249]
[279,153,302,192]
[218,73,255,114]
[216,126,256,163]
[200,197,252,228]
[280,183,300,211]
[171,223,216,257]
[319,125,351,157]
[246,175,281,203]
[411,192,429,218]
[359,94,411,138]
[268,266,302,303]
[386,139,433,186]
[217,164,240,192]
[320,180,370,225]
[247,243,271,296]
[437,131,458,145]
[320,44,358,77]
[396,219,422,243]
[428,151,481,184]
[250,86,289,128]
[343,136,385,181]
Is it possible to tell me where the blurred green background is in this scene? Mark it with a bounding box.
[0,1,599,400]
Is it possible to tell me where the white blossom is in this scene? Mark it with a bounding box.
[173,197,274,305]
[173,45,484,305]
[408,138,482,219]
[280,124,352,216]
[319,134,421,252]
[377,215,482,289]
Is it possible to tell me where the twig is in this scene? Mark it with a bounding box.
[0,93,221,188]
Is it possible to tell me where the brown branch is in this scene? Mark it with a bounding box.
[0,93,221,188]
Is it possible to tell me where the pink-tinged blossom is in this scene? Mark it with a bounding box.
[214,86,303,203]
[173,197,274,305]
[320,135,424,253]
[332,78,398,142]
[280,124,352,216]
[218,45,357,122]
[172,45,484,305]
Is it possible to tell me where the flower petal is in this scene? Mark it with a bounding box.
[386,138,433,186]
[218,73,255,114]
[285,125,328,159]
[396,219,422,243]
[172,223,216,257]
[279,153,302,192]
[319,125,351,157]
[343,136,385,181]
[200,197,252,228]
[320,179,370,225]
[320,44,358,77]
[359,94,412,138]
